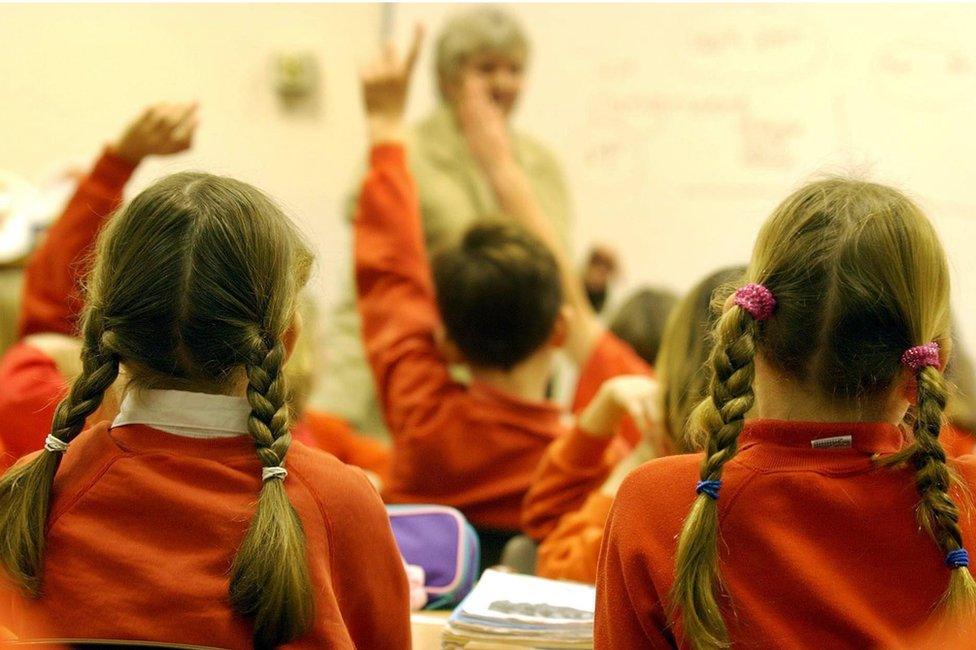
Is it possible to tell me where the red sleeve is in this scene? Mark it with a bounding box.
[328,469,411,650]
[535,492,613,583]
[595,474,675,649]
[353,144,462,437]
[572,331,653,447]
[0,342,66,464]
[18,148,136,338]
[521,427,625,542]
[299,411,390,476]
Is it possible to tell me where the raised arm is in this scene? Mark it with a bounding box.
[355,28,466,435]
[19,103,198,340]
[456,80,603,364]
[522,375,657,540]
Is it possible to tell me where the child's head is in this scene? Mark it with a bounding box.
[653,267,744,453]
[608,286,678,366]
[0,172,315,647]
[672,178,975,647]
[432,221,563,371]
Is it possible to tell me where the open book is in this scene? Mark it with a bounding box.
[442,569,595,649]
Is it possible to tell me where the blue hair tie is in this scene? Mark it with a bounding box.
[946,549,969,569]
[696,479,721,500]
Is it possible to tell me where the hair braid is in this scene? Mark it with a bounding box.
[912,366,976,611]
[229,336,314,649]
[670,307,757,649]
[0,317,119,595]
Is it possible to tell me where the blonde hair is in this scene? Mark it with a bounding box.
[670,178,976,648]
[0,267,23,354]
[0,172,316,648]
[435,6,529,93]
[655,267,744,454]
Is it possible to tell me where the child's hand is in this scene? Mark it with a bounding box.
[578,375,659,439]
[360,24,424,144]
[112,102,199,165]
[457,75,515,173]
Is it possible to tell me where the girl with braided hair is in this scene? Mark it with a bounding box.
[0,171,410,648]
[595,179,976,648]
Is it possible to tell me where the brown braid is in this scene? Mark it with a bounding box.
[0,317,119,594]
[669,307,756,648]
[229,337,313,649]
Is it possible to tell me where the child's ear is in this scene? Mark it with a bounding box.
[548,306,571,348]
[282,309,304,363]
[435,326,466,365]
[899,368,919,405]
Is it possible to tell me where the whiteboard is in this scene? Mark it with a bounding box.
[391,4,976,353]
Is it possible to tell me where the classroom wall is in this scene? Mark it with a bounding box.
[5,4,976,390]
[0,2,380,321]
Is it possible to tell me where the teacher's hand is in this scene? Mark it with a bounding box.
[457,75,515,173]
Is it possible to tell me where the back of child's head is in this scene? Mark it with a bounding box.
[0,171,316,648]
[670,178,976,647]
[608,287,678,366]
[432,221,562,370]
[654,267,744,454]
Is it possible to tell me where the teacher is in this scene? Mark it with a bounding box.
[322,6,574,436]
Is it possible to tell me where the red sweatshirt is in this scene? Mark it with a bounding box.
[595,419,976,648]
[356,145,635,531]
[2,422,410,648]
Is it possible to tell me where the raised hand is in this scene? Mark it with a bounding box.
[112,102,199,164]
[360,24,424,144]
[457,74,514,172]
[578,375,660,439]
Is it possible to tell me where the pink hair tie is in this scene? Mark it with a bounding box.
[734,283,777,321]
[901,342,941,371]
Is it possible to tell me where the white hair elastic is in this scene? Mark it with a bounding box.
[44,435,69,453]
[262,466,288,482]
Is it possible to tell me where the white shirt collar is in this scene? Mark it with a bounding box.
[112,389,251,439]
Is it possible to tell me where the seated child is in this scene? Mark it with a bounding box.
[354,29,648,565]
[596,178,976,648]
[0,166,409,647]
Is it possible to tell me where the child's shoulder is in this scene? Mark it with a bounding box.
[616,452,705,508]
[287,441,382,502]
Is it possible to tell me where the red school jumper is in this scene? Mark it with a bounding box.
[595,419,976,649]
[354,144,643,531]
[2,421,410,648]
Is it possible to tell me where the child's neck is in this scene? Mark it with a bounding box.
[754,358,908,425]
[470,353,554,403]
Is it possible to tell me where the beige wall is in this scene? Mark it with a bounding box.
[1,3,379,312]
[5,4,976,379]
